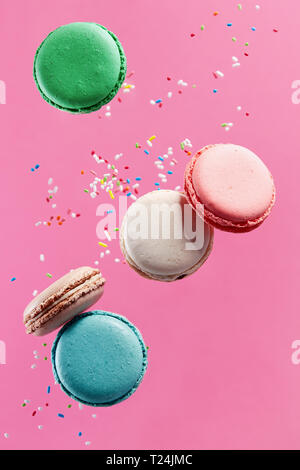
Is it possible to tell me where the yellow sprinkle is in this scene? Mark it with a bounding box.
[149,135,156,141]
[109,190,115,199]
[124,84,132,89]
[98,242,108,248]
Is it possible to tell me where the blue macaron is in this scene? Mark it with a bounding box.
[51,310,148,406]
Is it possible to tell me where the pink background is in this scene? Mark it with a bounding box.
[0,0,299,450]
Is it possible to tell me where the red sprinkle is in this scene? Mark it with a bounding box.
[190,33,195,37]
[273,28,278,32]
[32,411,36,417]
[245,112,250,117]
[167,77,171,81]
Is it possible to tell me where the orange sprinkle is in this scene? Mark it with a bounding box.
[213,11,219,16]
[81,170,84,175]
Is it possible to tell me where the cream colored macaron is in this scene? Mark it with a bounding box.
[120,190,214,282]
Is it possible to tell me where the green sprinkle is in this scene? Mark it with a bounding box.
[114,228,119,231]
[46,273,52,278]
[49,195,53,199]
[135,143,140,148]
[103,176,107,182]
[221,123,227,127]
[44,356,47,361]
[192,84,196,88]
[146,346,149,350]
[245,42,249,46]
[84,189,89,193]
[200,25,205,31]
[43,343,47,347]
[116,181,120,186]
[237,3,242,10]
[232,37,237,42]
[111,165,115,170]
[180,142,185,150]
[67,404,72,408]
[22,403,26,407]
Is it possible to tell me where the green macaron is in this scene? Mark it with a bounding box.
[33,22,127,113]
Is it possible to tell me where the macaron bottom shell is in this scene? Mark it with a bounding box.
[52,310,147,406]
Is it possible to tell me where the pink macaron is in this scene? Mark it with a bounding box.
[184,144,276,233]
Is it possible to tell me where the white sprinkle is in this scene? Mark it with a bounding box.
[256,5,260,10]
[105,112,111,117]
[146,140,152,147]
[132,183,139,189]
[38,407,43,411]
[175,186,181,191]
[48,178,53,185]
[94,260,99,265]
[78,403,83,410]
[24,399,30,404]
[35,221,42,227]
[38,425,43,430]
[215,70,224,78]
[104,230,111,241]
[130,194,137,200]
[32,290,38,296]
[92,414,97,419]
[90,192,97,199]
[52,204,56,209]
[53,186,58,194]
[232,62,240,68]
[114,258,120,263]
[167,92,172,98]
[4,433,9,438]
[40,254,45,262]
[225,126,230,132]
[31,364,37,369]
[150,99,155,105]
[100,253,104,259]
[85,441,91,446]
[232,56,239,63]
[237,105,242,111]
[105,250,110,255]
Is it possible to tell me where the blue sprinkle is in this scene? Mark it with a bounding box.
[126,178,130,184]
[144,149,150,155]
[106,210,113,214]
[78,432,82,437]
[58,413,64,418]
[10,277,16,282]
[227,23,232,27]
[126,192,132,197]
[35,164,40,169]
[47,386,50,394]
[155,99,162,103]
[135,177,142,181]
[30,168,34,172]
[167,171,173,175]
[158,156,164,162]
[154,182,160,186]
[213,89,218,93]
[251,26,256,31]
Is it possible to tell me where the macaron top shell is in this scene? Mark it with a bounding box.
[185,144,275,231]
[52,311,148,406]
[34,22,126,113]
[121,190,213,280]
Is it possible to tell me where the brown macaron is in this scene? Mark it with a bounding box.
[23,267,105,336]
